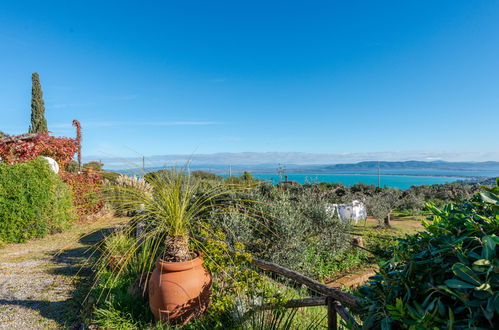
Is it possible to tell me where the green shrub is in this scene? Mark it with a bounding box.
[100,170,121,182]
[0,157,75,243]
[104,232,134,257]
[93,301,139,330]
[360,180,499,329]
[191,170,221,181]
[66,160,79,173]
[83,161,104,172]
[207,183,351,278]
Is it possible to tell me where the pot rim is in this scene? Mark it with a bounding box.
[156,253,204,272]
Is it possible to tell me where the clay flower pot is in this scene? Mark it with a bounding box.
[148,255,212,325]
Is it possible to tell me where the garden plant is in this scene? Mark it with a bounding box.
[360,179,499,328]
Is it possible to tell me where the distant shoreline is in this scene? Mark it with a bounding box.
[219,172,474,179]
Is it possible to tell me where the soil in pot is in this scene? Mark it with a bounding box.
[148,255,212,325]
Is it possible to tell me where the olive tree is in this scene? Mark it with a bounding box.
[366,189,402,228]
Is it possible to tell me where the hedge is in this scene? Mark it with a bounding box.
[0,157,75,243]
[360,179,499,328]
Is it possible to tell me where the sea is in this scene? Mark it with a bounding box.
[220,173,463,190]
[117,167,496,190]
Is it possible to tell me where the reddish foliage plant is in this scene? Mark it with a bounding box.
[60,172,105,216]
[0,133,78,169]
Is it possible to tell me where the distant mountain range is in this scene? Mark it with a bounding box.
[92,151,499,168]
[201,161,499,177]
[322,160,499,172]
[107,159,499,178]
[311,161,499,178]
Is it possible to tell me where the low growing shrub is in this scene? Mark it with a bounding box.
[61,172,105,216]
[360,180,499,329]
[0,157,75,243]
[207,183,352,278]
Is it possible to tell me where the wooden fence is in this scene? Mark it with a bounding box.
[250,257,362,329]
[195,234,363,329]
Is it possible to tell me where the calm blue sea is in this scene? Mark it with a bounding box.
[221,173,462,190]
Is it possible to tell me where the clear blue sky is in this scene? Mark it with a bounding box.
[1,1,498,159]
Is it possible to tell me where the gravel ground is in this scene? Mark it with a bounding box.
[0,216,127,329]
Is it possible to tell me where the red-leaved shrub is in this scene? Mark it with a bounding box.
[60,172,105,216]
[0,133,78,169]
[1,133,106,218]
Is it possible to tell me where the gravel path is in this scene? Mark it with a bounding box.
[0,216,127,329]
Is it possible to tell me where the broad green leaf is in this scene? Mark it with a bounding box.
[447,307,454,330]
[492,295,499,313]
[467,251,482,260]
[437,299,446,317]
[381,317,391,330]
[452,263,481,285]
[425,298,436,312]
[479,191,499,205]
[445,279,476,289]
[482,236,496,259]
[489,234,499,244]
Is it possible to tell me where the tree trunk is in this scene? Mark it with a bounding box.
[164,235,191,262]
[383,213,391,228]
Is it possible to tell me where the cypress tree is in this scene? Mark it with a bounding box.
[29,72,48,133]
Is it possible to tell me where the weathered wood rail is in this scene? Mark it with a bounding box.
[195,235,363,329]
[251,257,362,329]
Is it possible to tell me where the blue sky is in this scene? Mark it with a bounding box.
[1,1,498,161]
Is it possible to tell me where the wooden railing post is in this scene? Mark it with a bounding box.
[195,234,362,327]
[327,297,337,330]
[250,257,361,310]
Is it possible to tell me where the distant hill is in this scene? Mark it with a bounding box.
[115,160,499,179]
[322,161,499,171]
[298,161,499,177]
[90,151,499,169]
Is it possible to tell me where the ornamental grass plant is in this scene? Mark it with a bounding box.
[105,169,244,263]
[91,169,263,310]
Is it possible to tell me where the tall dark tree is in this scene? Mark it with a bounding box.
[29,73,48,133]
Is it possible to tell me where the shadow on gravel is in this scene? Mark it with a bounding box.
[49,227,115,276]
[0,299,77,327]
[11,226,120,328]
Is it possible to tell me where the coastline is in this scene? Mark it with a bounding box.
[218,171,476,179]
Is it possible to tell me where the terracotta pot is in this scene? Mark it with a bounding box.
[148,255,212,325]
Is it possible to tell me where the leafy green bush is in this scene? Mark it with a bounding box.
[191,170,221,181]
[100,170,121,182]
[0,157,75,243]
[360,180,499,329]
[104,232,134,257]
[207,183,351,278]
[66,160,79,173]
[306,247,370,281]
